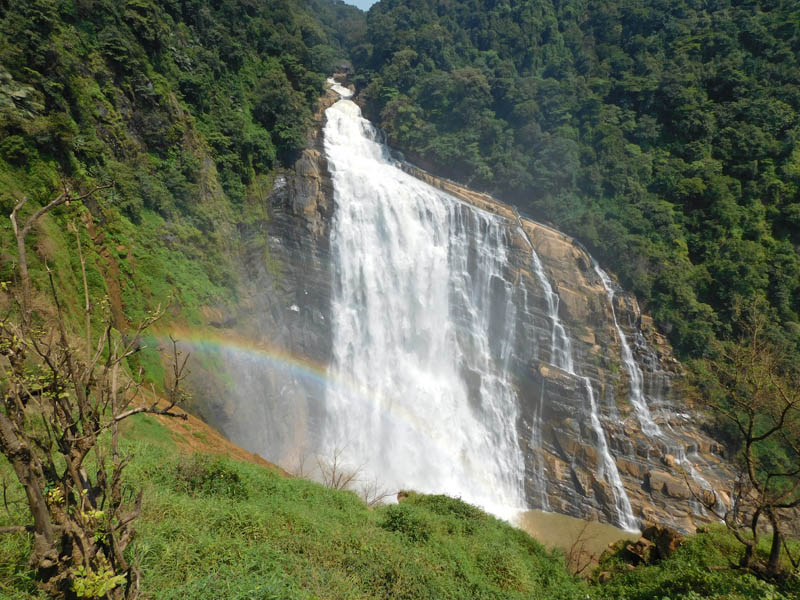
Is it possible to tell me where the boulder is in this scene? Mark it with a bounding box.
[624,537,655,565]
[642,524,684,559]
[647,470,691,500]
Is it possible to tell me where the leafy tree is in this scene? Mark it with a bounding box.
[694,304,800,577]
[352,0,800,361]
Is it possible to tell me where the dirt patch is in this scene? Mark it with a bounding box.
[152,407,287,475]
[516,509,639,573]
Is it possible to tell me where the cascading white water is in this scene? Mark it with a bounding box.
[323,85,525,518]
[581,378,638,531]
[515,213,637,531]
[593,262,720,508]
[593,264,660,438]
[513,212,572,372]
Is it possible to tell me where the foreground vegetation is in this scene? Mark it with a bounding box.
[2,416,797,599]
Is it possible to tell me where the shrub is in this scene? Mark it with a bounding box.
[0,135,36,165]
[380,504,432,543]
[174,454,248,500]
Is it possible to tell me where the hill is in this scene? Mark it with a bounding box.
[0,0,360,354]
[2,415,798,599]
[352,0,800,359]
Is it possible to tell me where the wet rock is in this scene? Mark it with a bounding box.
[617,457,647,479]
[625,537,655,565]
[647,470,691,500]
[591,474,613,507]
[571,467,591,497]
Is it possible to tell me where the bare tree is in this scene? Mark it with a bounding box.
[285,445,312,479]
[692,306,800,577]
[9,182,111,329]
[357,476,394,507]
[316,444,361,491]
[314,443,394,506]
[0,184,188,598]
[564,520,600,576]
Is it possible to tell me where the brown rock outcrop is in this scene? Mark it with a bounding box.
[186,83,733,534]
[401,164,732,533]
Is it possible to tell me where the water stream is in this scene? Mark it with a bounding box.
[515,213,637,530]
[593,262,719,510]
[323,85,525,518]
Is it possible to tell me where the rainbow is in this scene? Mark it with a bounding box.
[151,327,527,518]
[151,328,432,435]
[161,328,332,389]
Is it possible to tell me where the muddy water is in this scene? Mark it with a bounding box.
[517,510,639,561]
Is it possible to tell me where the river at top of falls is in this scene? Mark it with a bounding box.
[323,82,526,519]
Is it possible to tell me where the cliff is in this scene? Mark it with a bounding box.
[187,82,731,533]
[398,163,731,531]
[181,85,341,467]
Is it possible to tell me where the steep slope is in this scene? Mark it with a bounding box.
[397,161,731,531]
[2,415,795,599]
[0,0,361,367]
[352,0,800,360]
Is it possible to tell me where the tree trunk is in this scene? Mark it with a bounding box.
[0,415,58,572]
[740,542,755,570]
[767,509,783,576]
[14,222,32,323]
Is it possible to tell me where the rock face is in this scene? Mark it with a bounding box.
[183,87,338,468]
[188,82,731,532]
[394,163,731,532]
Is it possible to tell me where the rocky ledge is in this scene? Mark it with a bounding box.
[401,162,731,532]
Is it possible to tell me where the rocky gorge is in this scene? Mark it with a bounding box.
[184,80,732,534]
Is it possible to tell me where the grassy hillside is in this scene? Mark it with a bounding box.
[2,415,796,599]
[1,415,586,599]
[352,0,800,360]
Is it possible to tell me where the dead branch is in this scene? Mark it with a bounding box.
[1,182,189,599]
[565,520,600,576]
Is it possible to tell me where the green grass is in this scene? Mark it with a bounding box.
[592,524,800,600]
[2,416,797,599]
[0,416,585,599]
[124,431,586,599]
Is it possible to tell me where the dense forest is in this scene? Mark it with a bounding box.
[4,0,798,363]
[2,0,800,597]
[0,0,359,338]
[352,0,800,360]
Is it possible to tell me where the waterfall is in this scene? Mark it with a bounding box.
[516,213,637,531]
[593,262,721,511]
[323,87,525,518]
[593,264,660,438]
[513,214,573,373]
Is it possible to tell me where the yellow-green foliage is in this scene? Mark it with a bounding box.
[71,561,126,599]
